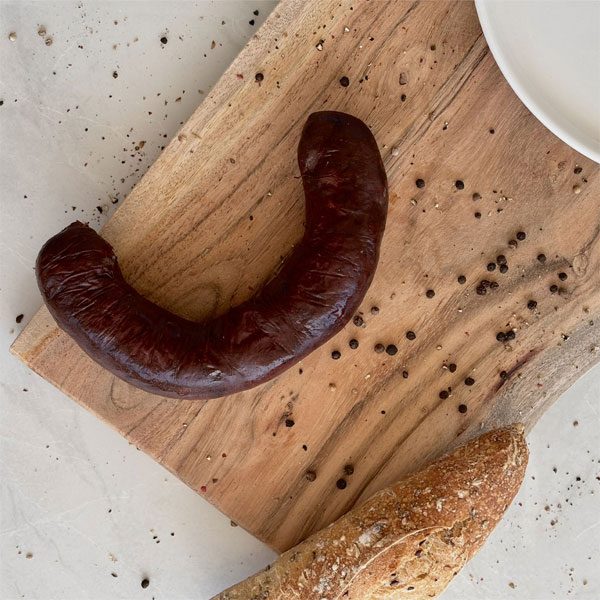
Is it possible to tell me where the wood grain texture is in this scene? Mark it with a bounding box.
[11,0,600,552]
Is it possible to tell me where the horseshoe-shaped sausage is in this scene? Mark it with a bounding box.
[36,111,388,399]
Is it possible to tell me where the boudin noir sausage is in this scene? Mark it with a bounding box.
[36,111,388,399]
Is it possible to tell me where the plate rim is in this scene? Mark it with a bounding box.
[475,0,600,164]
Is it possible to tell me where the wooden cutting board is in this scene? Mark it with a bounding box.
[11,0,600,553]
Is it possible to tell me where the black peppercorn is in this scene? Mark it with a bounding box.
[537,253,547,263]
[474,212,481,219]
[439,390,449,399]
[285,419,295,427]
[406,331,416,340]
[370,306,380,315]
[527,300,537,310]
[458,404,468,413]
[487,262,496,272]
[160,36,168,44]
[500,370,508,379]
[349,339,359,349]
[457,275,466,284]
[255,72,264,81]
[386,344,398,356]
[497,255,507,265]
[480,279,491,288]
[448,363,457,373]
[505,330,516,340]
[305,471,317,481]
[426,289,435,298]
[499,264,508,274]
[508,239,518,249]
[141,579,150,589]
[464,377,475,386]
[353,315,364,327]
[549,284,558,294]
[558,272,567,281]
[496,331,506,342]
[455,180,465,190]
[339,76,350,87]
[344,464,354,476]
[476,285,487,295]
[336,478,347,490]
[331,350,341,359]
[415,178,425,188]
[402,370,409,379]
[374,343,385,354]
[489,281,499,289]
[516,231,526,241]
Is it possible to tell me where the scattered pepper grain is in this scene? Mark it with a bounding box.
[386,344,398,356]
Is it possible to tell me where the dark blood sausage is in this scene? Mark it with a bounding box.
[36,111,388,399]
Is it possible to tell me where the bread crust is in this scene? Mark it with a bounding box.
[213,424,528,600]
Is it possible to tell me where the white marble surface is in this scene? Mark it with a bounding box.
[0,2,598,599]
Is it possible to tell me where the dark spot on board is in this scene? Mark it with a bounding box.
[402,370,409,379]
[430,44,436,51]
[302,444,307,451]
[112,71,118,79]
[249,19,255,25]
[141,578,150,589]
[339,76,350,87]
[401,94,407,102]
[111,572,118,577]
[489,128,495,134]
[285,419,295,428]
[336,478,347,490]
[160,36,168,44]
[253,10,259,15]
[15,314,24,324]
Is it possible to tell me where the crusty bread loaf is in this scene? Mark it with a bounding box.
[212,424,528,600]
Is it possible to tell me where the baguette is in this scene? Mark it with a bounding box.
[212,424,528,600]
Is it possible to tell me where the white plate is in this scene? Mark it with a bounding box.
[476,0,600,163]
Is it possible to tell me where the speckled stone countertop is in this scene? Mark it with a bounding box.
[1,2,598,599]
